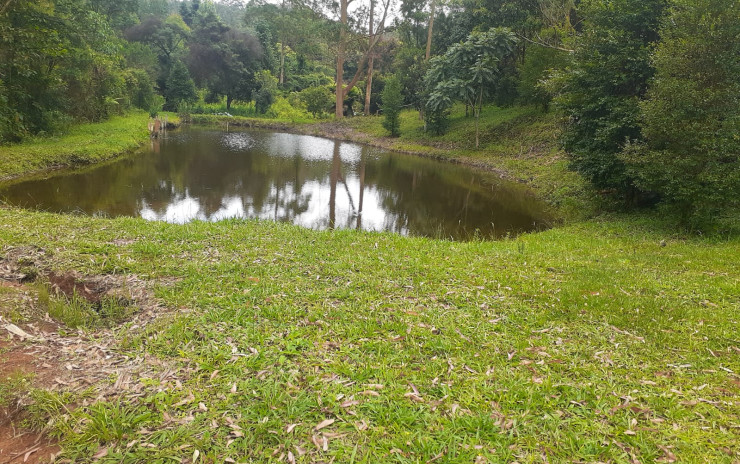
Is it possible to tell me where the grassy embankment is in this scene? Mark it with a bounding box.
[0,106,737,463]
[164,97,318,129]
[0,112,150,181]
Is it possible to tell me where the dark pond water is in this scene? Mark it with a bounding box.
[0,127,552,239]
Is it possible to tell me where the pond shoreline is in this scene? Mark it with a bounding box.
[0,112,151,183]
[1,126,554,239]
[1,110,584,221]
[184,115,513,178]
[179,110,592,221]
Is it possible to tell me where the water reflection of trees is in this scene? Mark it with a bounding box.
[0,128,551,238]
[356,151,549,238]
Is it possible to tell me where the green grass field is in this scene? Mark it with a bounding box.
[0,210,738,463]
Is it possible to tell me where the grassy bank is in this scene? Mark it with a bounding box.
[0,112,150,181]
[0,105,736,463]
[188,113,306,129]
[0,208,738,463]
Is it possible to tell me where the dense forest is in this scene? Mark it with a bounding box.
[1,0,738,225]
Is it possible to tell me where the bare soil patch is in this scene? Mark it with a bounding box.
[0,246,187,463]
[0,339,61,464]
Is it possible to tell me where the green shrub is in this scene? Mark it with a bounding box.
[254,70,278,114]
[299,86,334,118]
[518,39,569,110]
[424,105,450,136]
[254,88,274,114]
[267,96,312,121]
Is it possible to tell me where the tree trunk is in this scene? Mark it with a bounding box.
[329,141,341,227]
[226,94,233,110]
[279,0,286,85]
[335,0,349,118]
[425,0,436,61]
[364,0,375,116]
[364,57,374,116]
[475,110,479,148]
[336,0,391,118]
[474,89,482,148]
[279,43,285,85]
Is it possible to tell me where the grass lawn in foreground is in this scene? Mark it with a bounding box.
[0,208,737,463]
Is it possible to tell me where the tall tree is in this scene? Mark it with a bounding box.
[89,0,140,29]
[244,0,329,88]
[555,0,666,201]
[164,59,197,110]
[179,0,200,26]
[363,0,375,115]
[424,29,517,146]
[124,14,190,92]
[381,75,402,136]
[188,8,263,109]
[621,0,740,224]
[334,0,392,118]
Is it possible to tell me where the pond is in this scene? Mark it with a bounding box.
[0,127,553,240]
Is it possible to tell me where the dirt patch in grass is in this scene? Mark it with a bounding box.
[45,271,150,311]
[1,246,158,310]
[0,246,190,462]
[0,418,59,464]
[0,338,61,464]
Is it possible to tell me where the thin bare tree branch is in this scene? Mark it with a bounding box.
[516,33,574,53]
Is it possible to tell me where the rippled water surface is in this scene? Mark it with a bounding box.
[0,127,553,239]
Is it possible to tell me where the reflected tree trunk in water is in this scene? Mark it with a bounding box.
[463,176,473,223]
[329,141,341,229]
[274,185,279,220]
[357,154,366,230]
